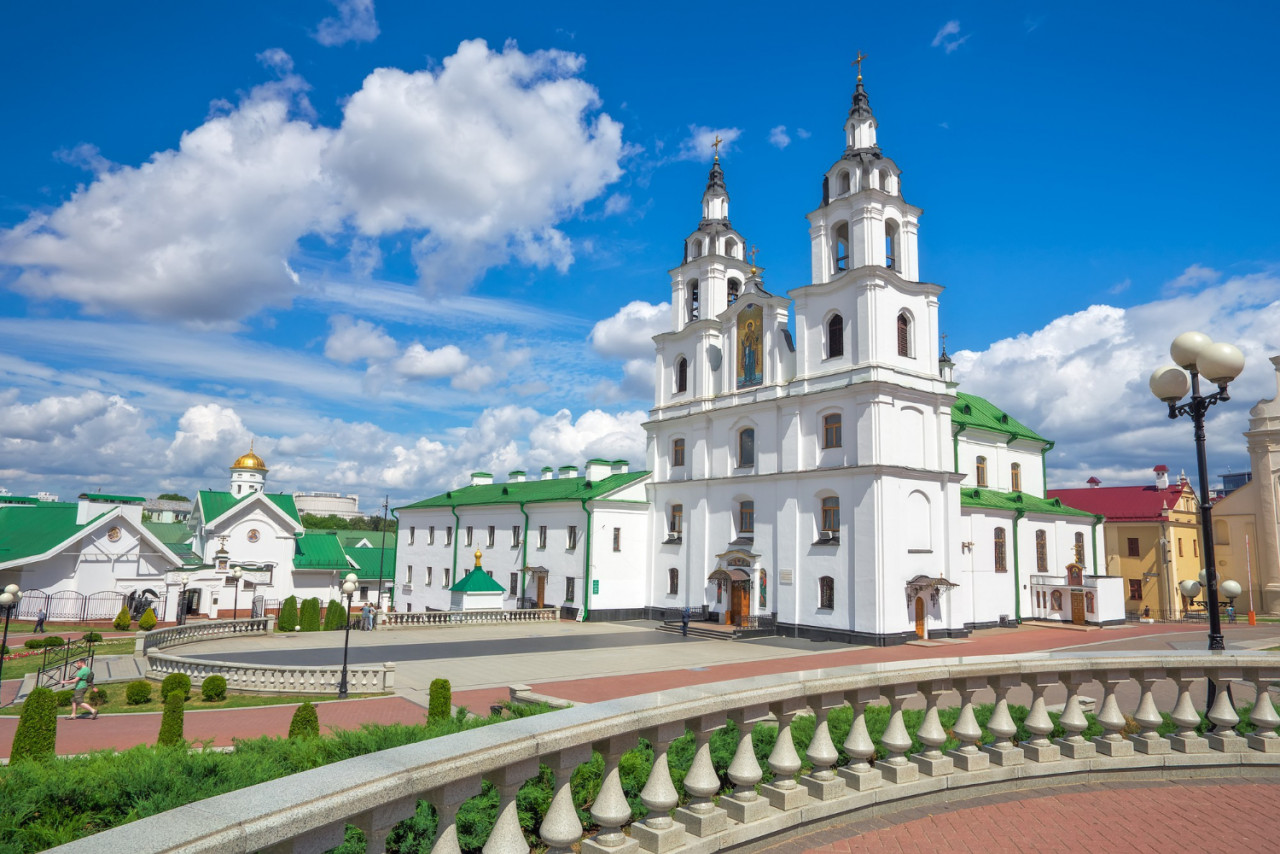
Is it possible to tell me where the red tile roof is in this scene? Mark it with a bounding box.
[1046,483,1195,522]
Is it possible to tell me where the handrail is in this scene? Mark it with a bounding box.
[382,608,558,626]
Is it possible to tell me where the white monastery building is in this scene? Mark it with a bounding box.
[395,76,1123,644]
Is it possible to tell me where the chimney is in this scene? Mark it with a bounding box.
[1087,477,1101,488]
[508,470,526,483]
[469,472,493,487]
[585,459,612,481]
[1154,465,1169,490]
[558,465,579,479]
[541,466,554,481]
[611,459,630,475]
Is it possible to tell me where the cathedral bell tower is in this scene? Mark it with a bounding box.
[229,444,268,497]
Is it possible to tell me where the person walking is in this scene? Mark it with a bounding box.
[33,608,46,633]
[681,606,690,637]
[1227,603,1236,624]
[60,659,98,720]
[361,603,373,631]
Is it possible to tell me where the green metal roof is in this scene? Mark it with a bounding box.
[334,529,397,550]
[293,531,352,570]
[78,493,145,503]
[143,521,192,545]
[0,496,38,506]
[398,470,648,512]
[960,488,1098,519]
[346,546,395,580]
[197,490,302,525]
[0,503,84,562]
[951,392,1049,445]
[450,567,506,593]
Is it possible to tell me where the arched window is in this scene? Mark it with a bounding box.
[837,170,851,195]
[668,504,683,538]
[1051,590,1063,610]
[687,279,700,321]
[821,496,840,534]
[1035,529,1048,572]
[1085,592,1095,613]
[668,567,679,595]
[826,314,844,358]
[728,277,741,305]
[689,239,703,259]
[994,527,1007,573]
[834,222,850,272]
[881,171,895,195]
[1011,462,1022,492]
[671,438,685,467]
[738,427,755,467]
[1074,531,1086,565]
[738,500,755,534]
[724,237,739,259]
[819,576,835,610]
[897,312,912,357]
[885,220,899,270]
[822,413,842,449]
[675,357,688,394]
[975,456,988,488]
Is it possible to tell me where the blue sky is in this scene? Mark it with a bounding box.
[2,1,1278,507]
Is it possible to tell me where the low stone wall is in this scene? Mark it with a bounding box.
[146,653,395,695]
[383,607,557,627]
[136,617,274,657]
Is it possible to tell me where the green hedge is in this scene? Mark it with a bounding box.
[428,679,452,724]
[126,680,152,705]
[201,675,228,702]
[9,686,57,764]
[289,702,320,739]
[82,632,103,643]
[323,599,347,631]
[112,608,131,631]
[299,598,322,632]
[160,673,191,702]
[278,596,298,632]
[157,690,185,746]
[139,608,157,631]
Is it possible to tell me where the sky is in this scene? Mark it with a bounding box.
[2,1,1278,509]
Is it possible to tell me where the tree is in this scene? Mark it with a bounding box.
[323,599,347,631]
[278,596,298,632]
[288,701,320,738]
[10,687,57,762]
[299,598,322,632]
[157,493,191,502]
[300,513,351,530]
[138,607,158,631]
[113,607,132,631]
[157,690,185,746]
[428,679,452,724]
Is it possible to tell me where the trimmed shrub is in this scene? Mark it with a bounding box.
[54,689,75,707]
[299,598,322,632]
[82,631,103,643]
[24,638,44,650]
[288,701,320,739]
[323,599,346,631]
[139,608,157,631]
[89,687,109,706]
[113,607,132,631]
[157,690,185,746]
[42,635,65,648]
[160,673,191,702]
[10,686,57,763]
[278,595,298,632]
[428,678,452,724]
[126,680,153,705]
[201,675,227,702]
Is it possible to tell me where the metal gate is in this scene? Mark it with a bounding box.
[252,595,265,618]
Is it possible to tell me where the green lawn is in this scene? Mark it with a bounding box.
[1,639,137,680]
[3,621,126,635]
[0,682,387,716]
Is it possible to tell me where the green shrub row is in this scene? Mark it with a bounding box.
[23,636,65,650]
[277,595,299,632]
[299,598,322,632]
[323,599,347,631]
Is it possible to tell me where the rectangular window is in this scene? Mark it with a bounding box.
[466,526,473,547]
[738,428,755,467]
[613,527,621,551]
[821,497,840,534]
[739,500,755,534]
[1074,532,1086,565]
[1035,530,1048,572]
[822,414,842,449]
[669,505,683,538]
[1193,540,1199,557]
[407,564,413,585]
[428,525,435,545]
[994,528,1007,573]
[538,525,548,549]
[568,526,578,549]
[509,572,518,596]
[672,438,686,467]
[512,526,521,547]
[1126,537,1140,557]
[1177,538,1184,557]
[360,585,370,602]
[487,526,495,548]
[445,526,453,546]
[1129,579,1143,601]
[409,526,415,545]
[426,566,432,586]
[223,575,238,586]
[566,577,576,601]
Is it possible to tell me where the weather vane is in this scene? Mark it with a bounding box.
[712,134,723,161]
[852,51,868,81]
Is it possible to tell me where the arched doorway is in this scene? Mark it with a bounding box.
[914,597,926,639]
[708,566,752,627]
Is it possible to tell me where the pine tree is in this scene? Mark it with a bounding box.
[157,690,185,746]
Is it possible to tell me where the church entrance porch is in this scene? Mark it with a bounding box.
[708,568,752,626]
[520,567,549,609]
[904,575,958,639]
[914,597,926,638]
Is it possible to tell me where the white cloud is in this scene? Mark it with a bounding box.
[324,315,399,364]
[314,0,380,47]
[795,128,811,140]
[768,125,791,149]
[525,408,647,469]
[676,126,741,161]
[1,391,115,441]
[589,300,669,359]
[394,343,471,379]
[603,194,631,216]
[165,403,253,475]
[931,20,971,53]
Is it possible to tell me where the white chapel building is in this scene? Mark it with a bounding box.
[396,75,1124,643]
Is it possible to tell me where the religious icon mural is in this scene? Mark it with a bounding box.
[737,303,763,388]
[759,570,767,608]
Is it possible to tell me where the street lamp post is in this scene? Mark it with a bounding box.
[1149,331,1246,651]
[231,567,243,620]
[338,572,358,699]
[1,584,23,696]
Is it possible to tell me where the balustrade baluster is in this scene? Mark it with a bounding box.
[946,678,990,771]
[801,692,845,799]
[674,713,729,837]
[721,706,770,825]
[1247,668,1280,753]
[839,687,883,790]
[483,760,538,854]
[911,680,956,776]
[879,683,920,783]
[1205,669,1248,753]
[582,736,640,854]
[761,698,808,809]
[632,723,687,851]
[539,746,589,854]
[980,675,1024,767]
[1022,672,1061,763]
[350,796,418,854]
[1090,670,1134,758]
[427,777,482,854]
[1130,669,1171,755]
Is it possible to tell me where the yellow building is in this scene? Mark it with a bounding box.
[1049,466,1202,618]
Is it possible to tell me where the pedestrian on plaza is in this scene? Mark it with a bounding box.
[361,603,373,631]
[60,659,98,720]
[681,606,690,637]
[33,608,46,633]
[1227,603,1236,624]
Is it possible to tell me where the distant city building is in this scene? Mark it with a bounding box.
[36,492,59,502]
[293,491,362,520]
[144,497,193,523]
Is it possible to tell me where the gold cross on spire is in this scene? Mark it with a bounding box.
[852,51,868,82]
[712,134,723,161]
[747,245,760,272]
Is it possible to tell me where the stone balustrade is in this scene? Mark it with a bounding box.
[137,617,274,656]
[146,652,395,695]
[382,608,558,627]
[49,651,1280,854]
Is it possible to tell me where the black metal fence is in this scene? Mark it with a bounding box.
[36,638,97,690]
[17,589,167,623]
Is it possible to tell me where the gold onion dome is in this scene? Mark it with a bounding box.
[230,446,268,471]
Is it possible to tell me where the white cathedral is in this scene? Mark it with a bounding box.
[397,76,1125,643]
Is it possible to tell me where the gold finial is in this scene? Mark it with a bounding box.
[474,549,482,565]
[747,245,760,274]
[852,51,868,82]
[712,134,723,161]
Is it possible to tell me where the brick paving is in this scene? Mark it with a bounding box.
[762,780,1280,854]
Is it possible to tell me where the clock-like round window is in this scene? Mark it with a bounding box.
[107,527,121,542]
[247,529,260,543]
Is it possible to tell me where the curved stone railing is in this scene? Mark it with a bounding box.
[146,652,395,695]
[383,608,558,627]
[137,617,273,656]
[50,651,1280,854]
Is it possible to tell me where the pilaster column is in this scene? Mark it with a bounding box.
[761,698,809,810]
[946,678,990,772]
[484,760,539,854]
[631,723,687,852]
[879,682,921,783]
[910,680,955,776]
[1090,669,1135,758]
[1022,672,1061,763]
[1205,669,1248,753]
[720,705,771,825]
[427,776,483,854]
[540,746,591,854]
[1168,669,1210,754]
[582,736,640,854]
[980,675,1024,767]
[673,713,729,837]
[1130,669,1171,755]
[838,687,883,790]
[801,692,846,799]
[1054,671,1097,760]
[1247,667,1280,753]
